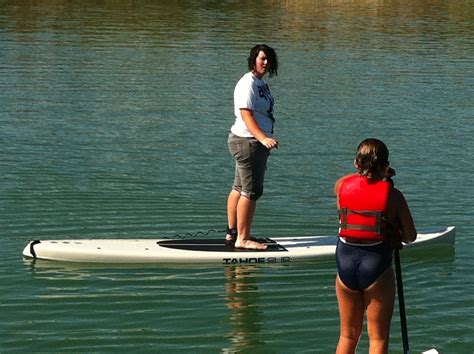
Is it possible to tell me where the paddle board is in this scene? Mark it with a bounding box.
[22,226,455,265]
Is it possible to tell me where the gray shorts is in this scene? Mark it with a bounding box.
[228,133,270,200]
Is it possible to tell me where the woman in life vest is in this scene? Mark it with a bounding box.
[334,138,417,354]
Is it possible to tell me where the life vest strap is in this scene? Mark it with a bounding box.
[341,224,379,232]
[339,208,383,234]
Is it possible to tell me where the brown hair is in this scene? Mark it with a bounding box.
[247,44,278,77]
[355,138,389,176]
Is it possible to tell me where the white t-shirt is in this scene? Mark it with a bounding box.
[231,72,275,138]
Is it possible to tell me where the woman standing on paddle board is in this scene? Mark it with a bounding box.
[334,138,417,353]
[226,44,279,250]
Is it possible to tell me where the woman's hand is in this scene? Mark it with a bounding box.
[385,167,396,187]
[261,137,279,150]
[240,109,278,150]
[385,167,396,178]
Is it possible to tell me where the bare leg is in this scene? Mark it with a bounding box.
[234,196,267,250]
[227,189,241,231]
[364,266,395,354]
[336,275,364,354]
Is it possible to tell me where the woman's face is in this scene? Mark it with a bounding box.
[253,51,268,78]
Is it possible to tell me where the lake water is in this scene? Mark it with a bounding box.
[1,1,473,352]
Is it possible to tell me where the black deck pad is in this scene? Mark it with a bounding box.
[157,238,287,252]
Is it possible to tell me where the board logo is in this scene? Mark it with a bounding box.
[222,257,291,264]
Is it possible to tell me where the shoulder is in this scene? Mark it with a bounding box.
[388,187,407,205]
[334,173,358,195]
[235,73,256,95]
[236,72,255,86]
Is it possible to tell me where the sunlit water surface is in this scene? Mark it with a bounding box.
[1,1,473,352]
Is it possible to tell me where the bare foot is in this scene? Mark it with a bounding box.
[234,239,268,250]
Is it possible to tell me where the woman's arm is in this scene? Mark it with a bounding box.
[390,189,417,244]
[396,191,417,243]
[240,109,278,149]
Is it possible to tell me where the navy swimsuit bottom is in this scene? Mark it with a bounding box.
[336,239,393,291]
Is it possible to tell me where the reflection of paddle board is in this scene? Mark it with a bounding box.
[22,226,455,265]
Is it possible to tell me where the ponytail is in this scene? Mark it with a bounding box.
[354,139,389,176]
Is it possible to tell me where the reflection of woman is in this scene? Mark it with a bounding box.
[226,44,279,250]
[224,266,263,352]
[334,139,417,353]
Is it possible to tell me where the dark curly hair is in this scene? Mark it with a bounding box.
[247,44,278,77]
[355,138,389,176]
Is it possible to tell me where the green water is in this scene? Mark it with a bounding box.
[1,1,473,352]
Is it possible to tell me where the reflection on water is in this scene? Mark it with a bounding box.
[224,266,264,352]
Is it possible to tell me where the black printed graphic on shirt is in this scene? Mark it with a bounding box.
[258,84,275,122]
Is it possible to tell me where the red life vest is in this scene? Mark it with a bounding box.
[338,175,391,241]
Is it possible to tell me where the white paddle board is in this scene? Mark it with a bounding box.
[22,226,455,265]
